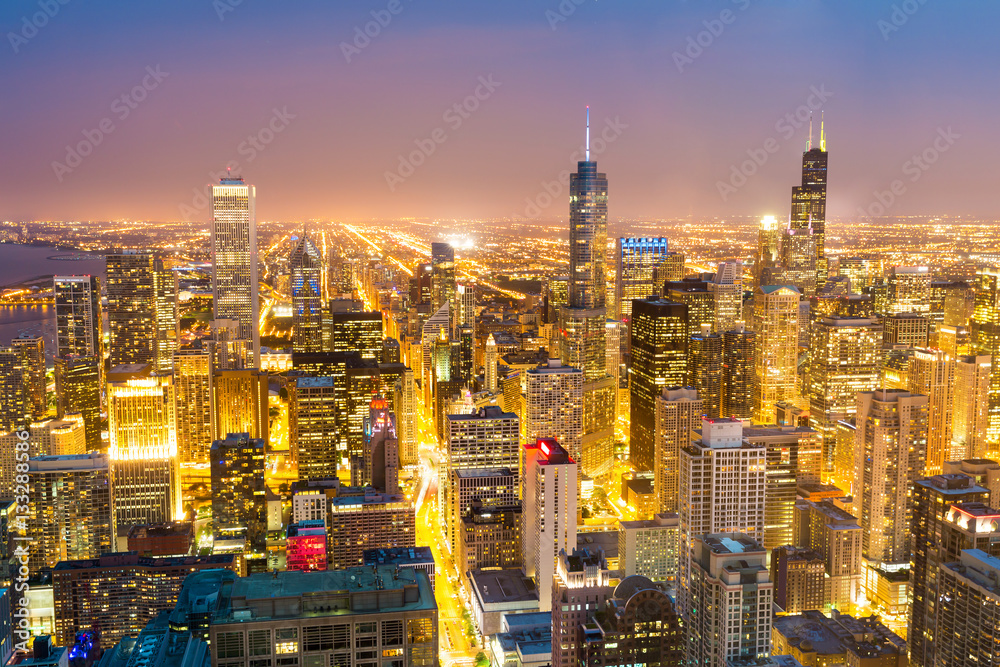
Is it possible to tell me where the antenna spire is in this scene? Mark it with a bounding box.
[808,112,813,151]
[820,111,826,152]
[585,106,590,161]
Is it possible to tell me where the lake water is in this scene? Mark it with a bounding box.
[0,244,106,352]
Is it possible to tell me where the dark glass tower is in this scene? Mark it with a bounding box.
[290,232,324,353]
[431,242,456,315]
[568,154,609,311]
[790,116,828,285]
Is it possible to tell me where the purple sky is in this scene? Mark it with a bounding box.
[1,1,997,224]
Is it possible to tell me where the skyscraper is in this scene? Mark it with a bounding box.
[807,316,881,473]
[936,550,1000,667]
[289,233,324,353]
[753,215,782,289]
[360,396,399,494]
[629,297,688,472]
[11,334,46,419]
[790,118,828,286]
[211,176,259,366]
[972,268,1000,449]
[952,354,991,459]
[711,261,744,333]
[108,370,179,528]
[210,432,266,559]
[567,115,608,312]
[522,438,577,612]
[107,252,177,370]
[329,311,382,359]
[752,285,800,424]
[54,275,102,359]
[780,227,817,297]
[54,354,102,450]
[172,348,215,465]
[524,359,583,466]
[721,326,755,419]
[688,325,722,418]
[854,389,928,565]
[654,387,702,513]
[213,368,269,446]
[456,282,475,334]
[0,347,28,432]
[430,241,456,315]
[613,237,670,323]
[909,348,954,475]
[887,265,932,315]
[291,376,341,480]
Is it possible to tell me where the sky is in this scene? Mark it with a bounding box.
[1,0,997,224]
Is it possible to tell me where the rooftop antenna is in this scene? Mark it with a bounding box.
[586,106,590,161]
[820,111,826,152]
[808,112,813,151]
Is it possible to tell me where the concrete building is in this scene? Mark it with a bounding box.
[523,359,583,466]
[937,549,1000,667]
[771,610,906,667]
[459,504,522,572]
[752,285,800,424]
[952,355,991,459]
[618,512,679,586]
[793,499,863,610]
[943,458,1000,505]
[468,569,539,638]
[654,387,702,514]
[770,546,825,614]
[326,492,415,569]
[550,547,617,667]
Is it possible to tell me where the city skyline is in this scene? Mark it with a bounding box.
[1,2,998,222]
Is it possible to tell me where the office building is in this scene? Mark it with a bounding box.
[27,453,114,570]
[972,268,1000,447]
[629,297,688,471]
[106,251,177,370]
[781,227,817,297]
[753,215,782,289]
[688,325,722,418]
[285,520,328,572]
[712,261,745,333]
[744,424,822,549]
[53,354,101,450]
[11,334,46,419]
[288,232,325,353]
[329,311,382,360]
[882,313,930,350]
[54,275,102,359]
[126,522,194,557]
[887,265,931,315]
[523,438,577,612]
[359,396,399,494]
[953,355,992,459]
[753,285,800,424]
[523,359,583,465]
[772,610,906,667]
[445,406,520,471]
[807,316,880,474]
[1,419,86,496]
[943,459,1000,505]
[460,504,522,572]
[618,512,680,585]
[172,348,215,465]
[687,534,773,667]
[791,122,828,280]
[935,550,1000,667]
[722,325,756,419]
[208,567,437,667]
[794,499,863,610]
[213,368,269,445]
[210,433,267,557]
[613,237,670,322]
[0,347,28,432]
[665,278,715,339]
[770,546,825,614]
[108,371,180,528]
[448,468,519,555]
[326,492,415,569]
[431,241,456,315]
[52,552,234,648]
[908,476,998,666]
[654,387,702,513]
[855,390,928,565]
[211,176,259,365]
[909,348,954,475]
[551,547,616,667]
[291,375,342,479]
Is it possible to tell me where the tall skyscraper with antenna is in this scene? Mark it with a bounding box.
[212,174,259,367]
[560,107,614,479]
[789,113,829,289]
[289,231,324,353]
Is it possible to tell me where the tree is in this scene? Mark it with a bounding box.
[474,651,489,667]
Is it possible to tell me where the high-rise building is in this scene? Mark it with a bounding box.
[791,121,828,283]
[54,354,102,450]
[325,492,415,568]
[393,366,417,466]
[753,215,782,289]
[953,355,992,459]
[448,468,519,556]
[568,122,608,312]
[679,419,766,618]
[291,376,341,480]
[524,359,583,466]
[753,285,801,424]
[618,512,680,584]
[211,176,259,366]
[807,316,881,473]
[794,499,863,610]
[908,475,996,667]
[431,241,456,316]
[909,348,955,475]
[54,275,102,359]
[210,432,266,557]
[722,326,756,419]
[360,396,399,494]
[936,549,1000,667]
[523,438,577,612]
[887,265,931,315]
[107,252,177,370]
[613,237,670,323]
[551,547,616,667]
[686,534,773,666]
[854,390,929,565]
[172,348,214,465]
[688,324,722,418]
[11,334,46,419]
[654,387,702,514]
[770,546,825,614]
[781,228,818,297]
[456,282,475,333]
[284,520,327,572]
[744,424,822,549]
[0,347,28,432]
[52,552,235,649]
[108,370,179,528]
[629,297,687,472]
[665,279,715,339]
[972,268,1000,448]
[484,333,498,392]
[213,368,269,445]
[445,406,520,471]
[711,261,744,333]
[329,311,382,359]
[882,312,930,349]
[772,611,906,666]
[27,453,114,570]
[289,233,324,353]
[207,568,437,667]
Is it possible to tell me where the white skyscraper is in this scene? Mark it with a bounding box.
[952,354,991,459]
[655,387,703,514]
[211,176,259,366]
[523,437,577,612]
[524,359,584,466]
[711,261,744,333]
[484,333,498,393]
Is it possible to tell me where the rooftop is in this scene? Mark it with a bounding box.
[469,569,538,606]
[702,534,763,555]
[53,552,233,572]
[362,546,434,566]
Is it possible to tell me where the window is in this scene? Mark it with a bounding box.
[217,632,244,659]
[381,621,403,647]
[407,618,434,644]
[249,630,271,657]
[303,626,333,652]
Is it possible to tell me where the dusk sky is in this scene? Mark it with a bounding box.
[1,0,997,224]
